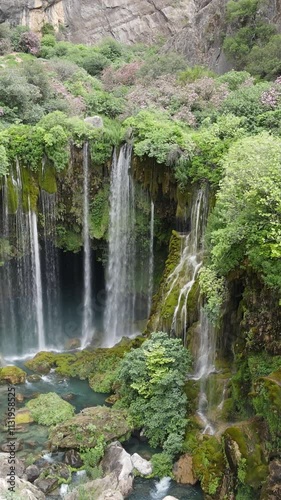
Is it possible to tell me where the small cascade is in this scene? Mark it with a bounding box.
[147,200,154,316]
[168,189,208,342]
[104,144,136,347]
[29,209,45,351]
[150,477,171,499]
[41,190,61,347]
[194,307,216,435]
[81,142,93,348]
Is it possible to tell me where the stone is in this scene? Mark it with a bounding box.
[98,491,124,500]
[0,453,25,478]
[25,464,40,483]
[16,392,25,402]
[0,476,45,500]
[260,459,281,500]
[27,374,42,383]
[65,472,119,500]
[131,453,152,476]
[64,449,83,468]
[50,406,132,449]
[84,116,104,128]
[34,476,59,494]
[1,440,22,452]
[101,442,133,497]
[62,393,74,402]
[0,365,26,384]
[163,497,179,500]
[64,338,81,350]
[15,408,34,425]
[173,454,197,485]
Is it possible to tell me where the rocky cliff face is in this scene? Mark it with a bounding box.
[1,0,281,70]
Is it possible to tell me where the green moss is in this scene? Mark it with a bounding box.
[21,167,39,211]
[192,435,225,496]
[89,185,110,240]
[25,351,57,374]
[0,365,26,384]
[252,372,281,449]
[26,392,75,426]
[7,176,18,214]
[38,164,57,194]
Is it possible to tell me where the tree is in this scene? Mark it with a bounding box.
[116,332,192,455]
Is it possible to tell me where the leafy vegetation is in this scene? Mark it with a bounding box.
[26,392,75,426]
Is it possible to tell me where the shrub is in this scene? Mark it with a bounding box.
[137,53,187,81]
[82,52,110,76]
[150,453,174,478]
[41,34,56,48]
[178,65,216,83]
[10,25,30,51]
[18,31,40,55]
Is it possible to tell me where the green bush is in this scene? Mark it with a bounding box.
[150,453,174,478]
[137,53,187,81]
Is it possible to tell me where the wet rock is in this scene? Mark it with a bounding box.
[0,365,26,384]
[16,392,25,403]
[0,476,45,500]
[173,454,197,485]
[101,442,133,496]
[1,440,22,452]
[15,408,34,425]
[25,351,56,374]
[65,338,81,350]
[34,476,59,494]
[50,406,132,449]
[98,491,124,500]
[62,393,74,402]
[27,374,42,383]
[64,449,83,468]
[105,394,119,405]
[163,497,179,500]
[25,464,40,482]
[84,116,103,128]
[0,453,25,478]
[260,459,281,500]
[65,472,120,500]
[131,453,152,476]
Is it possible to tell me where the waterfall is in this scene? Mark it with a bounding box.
[41,190,61,347]
[194,307,216,435]
[81,142,93,348]
[104,144,136,347]
[150,477,171,499]
[147,200,154,316]
[168,189,208,342]
[29,208,45,351]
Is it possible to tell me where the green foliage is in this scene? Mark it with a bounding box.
[124,110,194,165]
[192,436,225,495]
[116,332,191,455]
[41,23,56,36]
[199,266,226,321]
[217,70,252,90]
[86,90,125,118]
[0,145,9,177]
[226,0,260,23]
[150,453,174,478]
[81,52,110,77]
[246,35,281,80]
[137,53,187,81]
[89,185,109,240]
[221,83,270,128]
[205,132,281,291]
[26,392,75,426]
[178,65,216,83]
[80,435,106,476]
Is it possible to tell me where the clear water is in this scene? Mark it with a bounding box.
[127,477,203,500]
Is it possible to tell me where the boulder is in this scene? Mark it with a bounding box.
[1,440,22,452]
[25,464,40,483]
[84,116,103,128]
[98,492,123,500]
[26,392,75,426]
[65,472,119,500]
[15,393,25,403]
[163,497,179,500]
[25,352,56,374]
[15,408,34,425]
[64,449,83,468]
[101,442,133,497]
[131,453,152,476]
[50,406,132,449]
[260,459,281,500]
[0,365,26,384]
[27,374,42,383]
[65,338,81,350]
[0,477,45,500]
[34,477,59,494]
[0,453,25,478]
[173,453,197,485]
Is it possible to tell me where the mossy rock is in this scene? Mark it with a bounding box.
[15,408,34,425]
[192,435,226,497]
[49,406,132,449]
[22,167,39,212]
[26,392,75,426]
[25,351,57,374]
[0,366,26,384]
[38,164,57,194]
[252,370,281,448]
[223,417,268,489]
[7,176,18,214]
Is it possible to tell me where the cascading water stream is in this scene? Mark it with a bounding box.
[81,142,93,348]
[41,190,61,347]
[193,307,216,435]
[147,200,154,316]
[104,144,136,347]
[28,206,45,351]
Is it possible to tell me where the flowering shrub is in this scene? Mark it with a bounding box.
[261,77,281,109]
[102,61,143,90]
[19,31,40,55]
